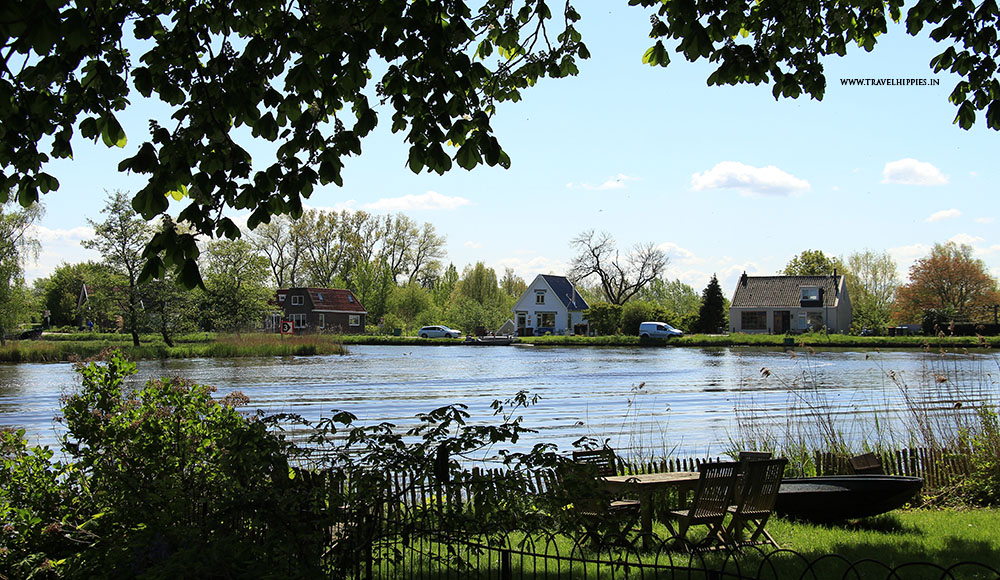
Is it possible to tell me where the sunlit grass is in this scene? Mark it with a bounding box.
[0,332,347,361]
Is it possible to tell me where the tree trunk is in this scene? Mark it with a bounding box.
[132,329,140,347]
[161,328,174,347]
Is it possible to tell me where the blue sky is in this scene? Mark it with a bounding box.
[25,4,999,300]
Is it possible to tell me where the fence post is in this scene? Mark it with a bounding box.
[501,549,512,580]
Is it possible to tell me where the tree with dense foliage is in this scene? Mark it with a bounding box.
[0,201,42,344]
[81,191,153,346]
[894,242,1000,325]
[847,250,899,334]
[638,277,702,330]
[620,300,672,335]
[585,302,624,336]
[200,239,273,332]
[782,249,847,277]
[500,268,528,298]
[40,261,110,328]
[693,274,728,334]
[569,230,668,305]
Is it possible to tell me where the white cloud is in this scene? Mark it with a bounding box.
[362,191,471,211]
[950,233,984,245]
[23,225,100,283]
[494,255,570,283]
[975,217,995,224]
[656,241,699,264]
[881,158,948,186]
[690,161,810,196]
[464,241,483,249]
[568,173,640,191]
[925,208,962,223]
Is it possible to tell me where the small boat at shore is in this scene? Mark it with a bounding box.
[775,475,923,522]
[463,335,516,346]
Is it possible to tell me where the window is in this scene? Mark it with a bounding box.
[319,314,325,328]
[807,312,824,330]
[290,313,307,328]
[349,315,360,326]
[741,311,767,330]
[316,293,324,301]
[278,295,286,302]
[348,295,354,303]
[535,292,545,304]
[291,295,304,305]
[801,287,820,302]
[537,312,556,327]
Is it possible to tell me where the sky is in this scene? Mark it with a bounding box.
[22,4,1000,301]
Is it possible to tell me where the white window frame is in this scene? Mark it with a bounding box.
[291,313,307,328]
[801,287,820,301]
[349,314,361,327]
[535,293,545,304]
[291,295,304,305]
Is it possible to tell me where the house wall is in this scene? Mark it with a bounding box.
[277,289,366,334]
[730,306,850,334]
[511,276,585,335]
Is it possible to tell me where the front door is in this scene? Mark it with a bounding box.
[773,311,790,334]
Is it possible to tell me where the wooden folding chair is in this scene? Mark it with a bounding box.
[662,461,739,551]
[849,452,884,474]
[726,458,788,548]
[569,449,641,546]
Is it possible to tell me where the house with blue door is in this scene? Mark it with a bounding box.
[512,274,590,336]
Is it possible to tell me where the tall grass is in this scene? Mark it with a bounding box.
[727,347,1000,478]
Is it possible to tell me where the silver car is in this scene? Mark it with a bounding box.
[419,325,461,339]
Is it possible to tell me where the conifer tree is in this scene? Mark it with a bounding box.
[694,274,727,334]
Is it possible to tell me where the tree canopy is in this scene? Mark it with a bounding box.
[782,249,847,277]
[3,1,998,287]
[894,242,999,324]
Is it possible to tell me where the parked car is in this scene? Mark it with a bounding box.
[419,325,461,339]
[638,321,684,339]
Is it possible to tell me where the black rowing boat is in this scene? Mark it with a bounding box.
[775,475,923,522]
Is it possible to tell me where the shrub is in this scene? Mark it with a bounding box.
[959,406,1000,506]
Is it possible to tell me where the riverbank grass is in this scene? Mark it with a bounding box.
[0,332,347,361]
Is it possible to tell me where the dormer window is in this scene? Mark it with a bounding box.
[801,287,820,302]
[278,295,286,302]
[317,293,324,301]
[348,295,354,303]
[291,295,304,305]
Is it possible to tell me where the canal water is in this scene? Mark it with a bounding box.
[1,345,997,458]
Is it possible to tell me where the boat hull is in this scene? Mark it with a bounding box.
[775,475,923,522]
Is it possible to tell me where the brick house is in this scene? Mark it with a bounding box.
[268,288,367,334]
[729,272,852,334]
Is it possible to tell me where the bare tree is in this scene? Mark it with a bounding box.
[568,230,667,305]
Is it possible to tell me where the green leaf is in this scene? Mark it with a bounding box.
[101,115,127,148]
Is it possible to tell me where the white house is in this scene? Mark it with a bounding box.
[729,272,852,334]
[512,274,590,336]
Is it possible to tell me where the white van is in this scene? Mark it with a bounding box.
[638,321,684,339]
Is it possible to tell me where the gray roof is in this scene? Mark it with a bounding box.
[731,275,844,308]
[541,275,590,311]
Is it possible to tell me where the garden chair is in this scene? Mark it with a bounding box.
[849,452,884,474]
[662,461,739,551]
[568,449,641,547]
[726,458,787,548]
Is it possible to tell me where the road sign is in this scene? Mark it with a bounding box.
[280,320,294,335]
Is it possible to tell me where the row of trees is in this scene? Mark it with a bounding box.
[5,191,997,341]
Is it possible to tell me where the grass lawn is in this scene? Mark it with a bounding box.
[765,509,1000,571]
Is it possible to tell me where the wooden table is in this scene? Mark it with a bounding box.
[602,471,700,548]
